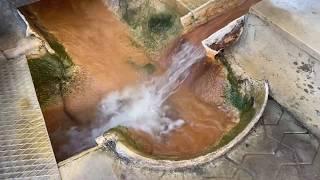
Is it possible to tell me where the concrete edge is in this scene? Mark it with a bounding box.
[96,82,268,170]
[58,147,101,168]
[249,6,320,62]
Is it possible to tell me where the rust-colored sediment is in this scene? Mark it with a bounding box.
[24,0,259,161]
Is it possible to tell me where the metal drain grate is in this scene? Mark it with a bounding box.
[0,57,60,179]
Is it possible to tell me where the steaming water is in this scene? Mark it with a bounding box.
[97,43,205,136]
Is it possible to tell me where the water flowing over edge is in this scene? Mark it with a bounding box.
[96,43,205,137]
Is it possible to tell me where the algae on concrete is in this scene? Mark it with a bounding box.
[211,54,255,150]
[127,59,156,75]
[22,9,76,108]
[26,34,75,108]
[111,0,183,55]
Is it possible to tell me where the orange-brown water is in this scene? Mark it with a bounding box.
[23,0,258,161]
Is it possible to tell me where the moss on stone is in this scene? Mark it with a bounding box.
[127,59,156,75]
[217,54,254,112]
[28,53,67,107]
[107,126,145,153]
[27,35,74,108]
[142,63,156,74]
[207,54,256,152]
[23,11,75,108]
[215,107,255,149]
[148,13,174,33]
[117,0,182,54]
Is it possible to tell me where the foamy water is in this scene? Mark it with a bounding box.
[97,43,205,136]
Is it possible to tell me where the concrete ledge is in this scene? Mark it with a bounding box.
[251,0,320,61]
[225,1,320,137]
[181,0,246,33]
[59,147,116,180]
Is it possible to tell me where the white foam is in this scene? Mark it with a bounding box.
[97,43,205,136]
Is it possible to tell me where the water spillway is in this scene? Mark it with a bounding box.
[3,0,320,179]
[21,0,267,163]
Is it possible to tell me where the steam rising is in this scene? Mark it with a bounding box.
[97,43,205,136]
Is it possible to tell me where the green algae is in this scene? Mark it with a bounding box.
[22,10,75,108]
[27,35,74,108]
[117,0,182,54]
[217,54,254,112]
[28,50,74,108]
[142,63,156,74]
[107,127,145,153]
[127,59,156,75]
[148,13,174,33]
[210,54,255,148]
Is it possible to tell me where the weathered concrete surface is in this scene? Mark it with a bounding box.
[0,0,40,50]
[59,148,116,180]
[225,0,320,137]
[0,0,26,50]
[181,0,244,33]
[178,0,210,10]
[252,0,320,60]
[59,100,320,179]
[11,0,39,8]
[180,0,260,33]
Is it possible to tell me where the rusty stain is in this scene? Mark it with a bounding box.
[209,19,244,52]
[19,98,31,110]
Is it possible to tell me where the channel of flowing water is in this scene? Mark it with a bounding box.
[21,0,251,161]
[97,43,205,136]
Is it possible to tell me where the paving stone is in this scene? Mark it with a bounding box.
[227,126,278,164]
[281,133,319,163]
[264,111,307,141]
[262,100,283,125]
[299,149,320,180]
[201,158,238,178]
[233,169,253,180]
[160,171,184,180]
[276,165,300,180]
[241,151,296,180]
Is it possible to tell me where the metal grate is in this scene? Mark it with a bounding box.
[0,56,60,179]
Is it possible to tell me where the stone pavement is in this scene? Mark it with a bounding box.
[59,99,320,180]
[226,100,320,180]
